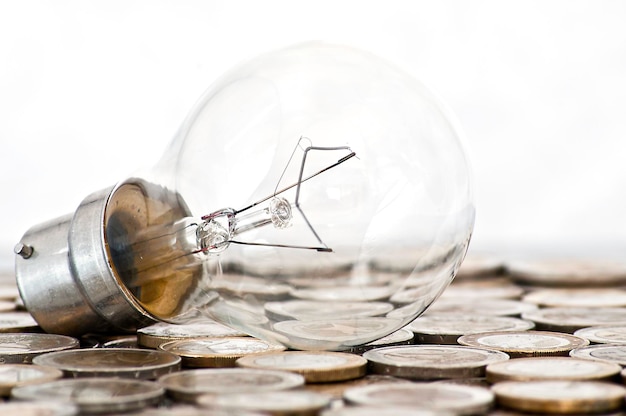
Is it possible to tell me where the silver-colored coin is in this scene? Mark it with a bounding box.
[264,300,394,321]
[0,402,77,416]
[523,288,626,308]
[0,333,79,364]
[569,344,626,366]
[457,331,589,358]
[137,321,247,348]
[159,337,286,368]
[438,281,524,300]
[363,345,509,380]
[456,254,504,279]
[408,314,535,344]
[273,318,402,349]
[0,364,63,396]
[522,307,626,333]
[158,368,305,403]
[574,325,626,344]
[212,274,291,301]
[0,300,15,312]
[506,258,626,287]
[346,328,414,354]
[343,382,494,415]
[198,390,332,415]
[0,312,39,332]
[0,285,20,301]
[236,351,367,383]
[486,356,621,383]
[492,380,626,414]
[134,405,265,416]
[32,348,181,379]
[11,377,164,414]
[322,407,446,416]
[306,374,412,400]
[422,298,537,316]
[290,286,393,302]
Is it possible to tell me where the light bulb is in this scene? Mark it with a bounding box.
[15,43,474,350]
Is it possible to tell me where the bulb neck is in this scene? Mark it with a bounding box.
[15,186,158,335]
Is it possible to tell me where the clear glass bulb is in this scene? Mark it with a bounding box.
[16,42,474,351]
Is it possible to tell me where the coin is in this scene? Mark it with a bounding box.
[273,318,402,349]
[32,348,181,379]
[521,307,626,333]
[422,298,537,316]
[290,286,392,302]
[491,380,626,414]
[0,285,20,301]
[11,378,164,414]
[102,335,139,348]
[158,337,286,368]
[264,300,394,321]
[0,402,78,416]
[137,321,247,349]
[363,345,509,380]
[523,288,626,308]
[212,274,291,301]
[0,333,79,364]
[439,279,523,300]
[574,325,626,344]
[198,390,332,415]
[408,314,535,344]
[321,407,445,416]
[506,258,626,287]
[158,368,305,402]
[305,374,411,400]
[485,357,621,383]
[0,312,39,332]
[343,382,494,415]
[569,344,626,366]
[456,254,504,279]
[0,364,63,396]
[457,331,589,358]
[236,351,367,383]
[134,406,265,416]
[0,301,15,312]
[346,328,414,354]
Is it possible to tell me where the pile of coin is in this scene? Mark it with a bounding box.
[4,256,626,414]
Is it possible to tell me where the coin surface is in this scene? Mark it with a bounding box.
[0,300,15,312]
[264,300,394,321]
[0,333,79,364]
[321,407,445,416]
[198,390,332,415]
[439,279,523,300]
[408,314,535,344]
[346,328,414,354]
[422,298,537,316]
[0,402,78,416]
[158,368,305,402]
[305,374,411,400]
[363,345,509,380]
[0,364,63,396]
[506,258,626,287]
[0,312,39,332]
[485,357,621,383]
[491,380,626,414]
[457,331,589,358]
[102,336,139,348]
[158,337,286,368]
[574,325,626,344]
[569,344,626,366]
[455,254,505,279]
[236,351,367,383]
[11,378,164,414]
[137,321,247,349]
[521,307,626,333]
[343,382,494,415]
[290,286,393,302]
[212,274,291,301]
[523,288,626,308]
[32,348,181,379]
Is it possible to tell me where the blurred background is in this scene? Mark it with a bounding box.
[1,0,626,271]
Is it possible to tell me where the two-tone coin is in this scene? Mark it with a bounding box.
[236,351,367,383]
[457,331,589,358]
[32,348,181,379]
[485,357,621,383]
[137,321,247,349]
[506,258,626,287]
[523,288,626,308]
[343,382,494,415]
[363,345,509,380]
[0,364,63,396]
[0,312,39,333]
[158,368,305,403]
[11,378,164,414]
[570,344,626,366]
[521,307,626,333]
[492,380,626,414]
[197,390,332,415]
[574,325,626,344]
[0,333,79,364]
[408,314,535,344]
[264,300,394,321]
[158,337,286,368]
[422,298,537,316]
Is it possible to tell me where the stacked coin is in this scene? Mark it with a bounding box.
[3,254,626,414]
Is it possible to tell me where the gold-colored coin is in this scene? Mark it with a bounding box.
[236,351,367,383]
[486,357,621,383]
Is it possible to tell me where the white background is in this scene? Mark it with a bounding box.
[2,1,626,270]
